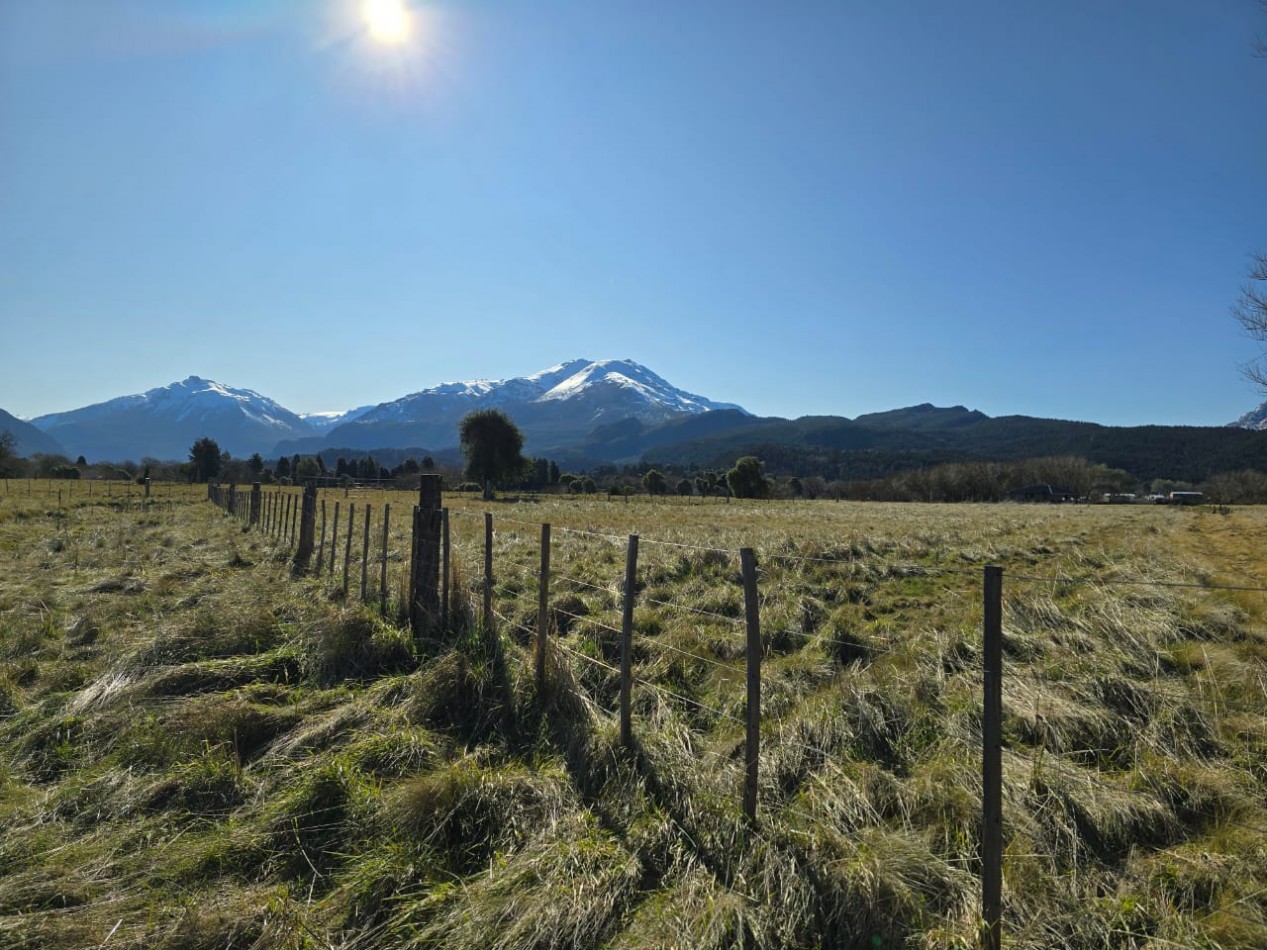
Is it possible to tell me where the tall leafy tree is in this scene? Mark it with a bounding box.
[642,469,668,496]
[459,409,525,500]
[188,436,222,483]
[0,430,17,476]
[726,456,771,499]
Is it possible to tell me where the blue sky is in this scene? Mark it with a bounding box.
[2,0,1265,426]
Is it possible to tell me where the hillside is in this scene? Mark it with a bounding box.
[0,408,64,458]
[4,486,1267,946]
[633,409,1267,483]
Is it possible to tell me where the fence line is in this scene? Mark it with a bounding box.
[199,480,1267,946]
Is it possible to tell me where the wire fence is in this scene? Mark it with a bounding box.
[193,479,1267,943]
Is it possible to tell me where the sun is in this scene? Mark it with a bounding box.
[361,0,411,45]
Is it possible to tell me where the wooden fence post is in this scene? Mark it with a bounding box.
[536,523,551,692]
[316,499,327,573]
[360,504,372,601]
[484,512,494,631]
[409,505,419,612]
[295,482,318,572]
[441,508,450,630]
[291,494,299,545]
[620,535,640,748]
[329,501,340,576]
[741,547,761,822]
[380,504,391,616]
[344,503,356,596]
[982,565,1004,950]
[410,475,443,636]
[250,482,261,527]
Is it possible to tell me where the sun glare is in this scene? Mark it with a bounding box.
[361,0,411,45]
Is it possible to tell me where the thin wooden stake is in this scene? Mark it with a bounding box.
[316,498,327,573]
[620,535,640,748]
[982,565,1004,950]
[344,503,355,595]
[380,504,391,616]
[441,508,450,630]
[361,504,372,601]
[741,547,761,822]
[536,523,551,692]
[329,501,340,576]
[484,512,494,631]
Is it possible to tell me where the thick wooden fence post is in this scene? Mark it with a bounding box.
[484,512,494,631]
[620,535,640,748]
[741,547,761,822]
[982,565,1004,950]
[441,509,450,630]
[228,484,237,517]
[290,494,299,545]
[536,523,551,692]
[250,482,261,527]
[344,503,356,595]
[380,504,390,616]
[295,482,318,572]
[410,475,443,636]
[360,504,372,601]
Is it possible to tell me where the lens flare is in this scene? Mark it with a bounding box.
[361,0,411,45]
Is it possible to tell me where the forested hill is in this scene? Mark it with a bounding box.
[625,407,1267,483]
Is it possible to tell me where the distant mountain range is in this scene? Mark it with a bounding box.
[7,360,744,463]
[6,363,1267,485]
[276,358,745,457]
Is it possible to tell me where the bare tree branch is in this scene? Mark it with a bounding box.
[1236,253,1267,386]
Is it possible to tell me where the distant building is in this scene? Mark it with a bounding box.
[1007,484,1078,503]
[1167,491,1204,506]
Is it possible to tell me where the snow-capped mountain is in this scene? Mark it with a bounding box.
[300,406,378,433]
[32,377,317,462]
[1231,401,1267,431]
[19,362,747,462]
[323,359,747,452]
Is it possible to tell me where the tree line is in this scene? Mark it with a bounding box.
[9,413,1267,506]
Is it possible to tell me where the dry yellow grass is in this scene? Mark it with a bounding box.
[3,480,1267,947]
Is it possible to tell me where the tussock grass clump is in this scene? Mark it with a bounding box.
[141,651,303,696]
[299,610,415,684]
[404,642,514,743]
[142,743,246,818]
[398,813,641,950]
[388,756,576,874]
[262,759,377,883]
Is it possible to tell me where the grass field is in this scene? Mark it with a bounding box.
[3,479,1267,948]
